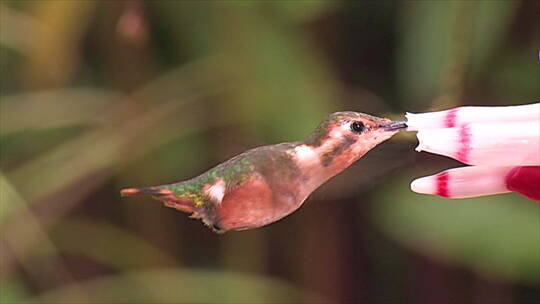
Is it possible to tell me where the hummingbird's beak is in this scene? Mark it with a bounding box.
[381,120,408,131]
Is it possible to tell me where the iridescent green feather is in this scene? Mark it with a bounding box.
[161,153,255,207]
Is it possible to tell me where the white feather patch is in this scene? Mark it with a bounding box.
[294,145,320,166]
[204,178,226,204]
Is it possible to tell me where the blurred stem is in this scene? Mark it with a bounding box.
[434,1,473,108]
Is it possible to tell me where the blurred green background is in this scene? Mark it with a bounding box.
[1,1,539,303]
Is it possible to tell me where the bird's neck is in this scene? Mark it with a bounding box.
[293,135,364,197]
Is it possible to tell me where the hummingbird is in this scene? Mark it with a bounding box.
[121,112,407,233]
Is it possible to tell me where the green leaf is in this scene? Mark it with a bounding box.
[0,89,119,135]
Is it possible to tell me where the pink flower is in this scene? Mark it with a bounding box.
[406,103,540,201]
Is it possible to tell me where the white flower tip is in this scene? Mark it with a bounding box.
[410,176,435,195]
[410,166,514,199]
[413,122,540,166]
[405,112,418,131]
[405,111,449,131]
[405,103,540,132]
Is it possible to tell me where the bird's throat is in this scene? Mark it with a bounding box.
[293,136,363,195]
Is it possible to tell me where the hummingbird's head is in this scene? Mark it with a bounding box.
[302,111,406,169]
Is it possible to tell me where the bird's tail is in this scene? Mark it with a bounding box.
[121,185,196,214]
[120,187,173,197]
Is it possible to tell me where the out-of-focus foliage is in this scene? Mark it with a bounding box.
[1,1,539,303]
[374,174,540,284]
[397,1,520,107]
[35,269,320,304]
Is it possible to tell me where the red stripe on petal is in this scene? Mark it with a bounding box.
[436,171,450,197]
[505,166,540,202]
[445,108,458,128]
[456,125,471,163]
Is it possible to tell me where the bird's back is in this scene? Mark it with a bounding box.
[148,142,304,231]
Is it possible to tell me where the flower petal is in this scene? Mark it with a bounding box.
[415,121,540,166]
[505,166,540,202]
[406,103,539,131]
[411,166,514,198]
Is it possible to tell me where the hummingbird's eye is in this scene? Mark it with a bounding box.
[350,121,365,134]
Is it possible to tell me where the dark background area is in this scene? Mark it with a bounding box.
[1,1,539,303]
